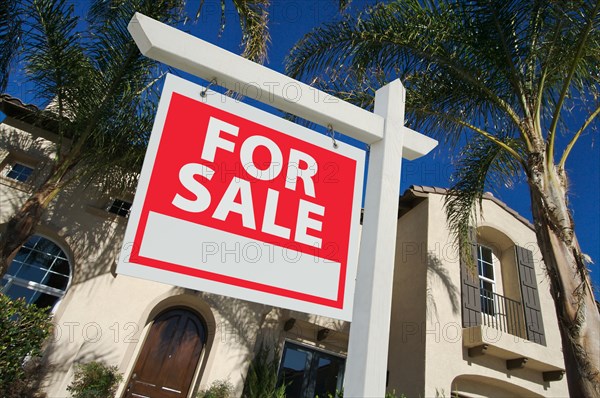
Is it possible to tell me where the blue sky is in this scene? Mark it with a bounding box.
[3,0,599,297]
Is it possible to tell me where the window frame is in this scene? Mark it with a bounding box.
[4,161,34,182]
[1,235,72,311]
[277,340,346,398]
[477,244,497,316]
[106,198,133,218]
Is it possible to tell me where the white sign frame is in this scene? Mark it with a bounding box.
[117,73,365,321]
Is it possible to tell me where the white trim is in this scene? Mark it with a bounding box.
[477,245,496,289]
[1,275,66,298]
[282,338,347,359]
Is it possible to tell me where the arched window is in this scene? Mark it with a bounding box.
[1,235,71,309]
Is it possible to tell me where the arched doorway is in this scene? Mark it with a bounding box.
[125,308,207,397]
[451,374,543,397]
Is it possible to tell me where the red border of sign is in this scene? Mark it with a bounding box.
[117,74,365,321]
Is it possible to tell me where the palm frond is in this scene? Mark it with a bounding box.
[67,0,186,180]
[0,0,23,92]
[16,0,188,191]
[232,0,270,63]
[445,135,523,265]
[286,1,530,140]
[24,0,90,125]
[286,0,600,154]
[546,0,600,163]
[193,0,270,64]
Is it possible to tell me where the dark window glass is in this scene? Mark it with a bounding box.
[480,281,495,315]
[280,346,310,397]
[480,246,493,264]
[278,342,345,398]
[477,246,494,280]
[108,199,132,217]
[313,356,343,398]
[6,163,33,182]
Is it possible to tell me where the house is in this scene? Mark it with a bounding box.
[0,95,568,397]
[388,186,567,397]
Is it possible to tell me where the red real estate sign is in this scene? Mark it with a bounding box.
[117,74,365,320]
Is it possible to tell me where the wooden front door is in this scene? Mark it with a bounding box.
[125,308,206,398]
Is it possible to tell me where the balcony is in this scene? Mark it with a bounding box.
[463,289,565,379]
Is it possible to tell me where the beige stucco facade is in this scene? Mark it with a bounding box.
[1,104,569,397]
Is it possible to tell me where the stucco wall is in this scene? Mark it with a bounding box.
[387,199,429,396]
[45,273,275,397]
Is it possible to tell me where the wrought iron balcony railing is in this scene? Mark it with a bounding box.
[480,288,527,339]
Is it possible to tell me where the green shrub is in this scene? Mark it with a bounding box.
[320,390,343,398]
[0,294,53,393]
[242,343,286,398]
[3,361,47,398]
[66,361,123,398]
[196,379,234,398]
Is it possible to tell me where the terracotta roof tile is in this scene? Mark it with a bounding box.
[403,185,534,230]
[0,93,40,113]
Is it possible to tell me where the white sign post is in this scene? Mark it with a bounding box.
[344,80,406,395]
[127,12,437,397]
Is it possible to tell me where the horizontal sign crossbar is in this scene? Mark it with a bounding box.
[128,12,437,158]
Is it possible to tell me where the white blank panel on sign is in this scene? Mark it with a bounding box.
[139,211,341,300]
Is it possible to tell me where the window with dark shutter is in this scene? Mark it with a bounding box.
[515,246,546,345]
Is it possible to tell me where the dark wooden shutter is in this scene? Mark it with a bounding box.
[461,229,481,327]
[516,246,546,346]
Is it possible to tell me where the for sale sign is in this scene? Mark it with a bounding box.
[117,74,365,320]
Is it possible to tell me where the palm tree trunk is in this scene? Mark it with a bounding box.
[529,162,600,397]
[0,178,63,278]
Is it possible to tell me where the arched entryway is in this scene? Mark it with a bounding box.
[451,374,543,397]
[125,308,207,397]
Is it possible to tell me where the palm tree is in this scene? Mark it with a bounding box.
[0,0,357,280]
[286,0,600,396]
[0,0,284,278]
[0,0,189,276]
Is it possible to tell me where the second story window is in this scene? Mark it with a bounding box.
[4,162,34,182]
[107,198,132,218]
[477,245,496,315]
